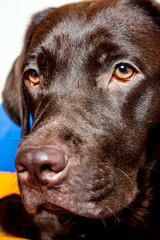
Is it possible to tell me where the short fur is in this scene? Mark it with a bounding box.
[1,0,160,239]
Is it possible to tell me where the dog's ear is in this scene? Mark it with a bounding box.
[2,56,30,137]
[2,8,52,138]
[147,0,160,27]
[137,0,160,27]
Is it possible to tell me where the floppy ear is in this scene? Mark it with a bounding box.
[139,0,160,26]
[2,56,30,137]
[2,8,52,138]
[150,0,160,26]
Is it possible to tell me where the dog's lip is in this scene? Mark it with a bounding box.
[40,201,104,219]
[41,202,73,215]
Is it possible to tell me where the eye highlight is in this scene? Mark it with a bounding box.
[113,64,135,81]
[24,69,40,86]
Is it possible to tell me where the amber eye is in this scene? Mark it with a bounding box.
[114,64,134,81]
[24,69,40,86]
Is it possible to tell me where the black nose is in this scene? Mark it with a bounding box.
[16,145,69,191]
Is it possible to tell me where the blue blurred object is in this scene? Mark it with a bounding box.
[0,104,33,172]
[0,104,21,172]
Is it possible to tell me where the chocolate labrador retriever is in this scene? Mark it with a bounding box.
[1,0,160,239]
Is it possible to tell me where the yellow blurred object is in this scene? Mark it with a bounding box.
[0,173,29,239]
[0,172,19,198]
[0,232,28,240]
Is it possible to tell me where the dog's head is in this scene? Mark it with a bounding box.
[3,0,160,218]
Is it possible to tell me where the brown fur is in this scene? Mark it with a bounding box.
[1,0,160,239]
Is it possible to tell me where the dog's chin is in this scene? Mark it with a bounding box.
[22,190,136,220]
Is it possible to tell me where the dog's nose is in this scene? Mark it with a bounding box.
[16,145,69,191]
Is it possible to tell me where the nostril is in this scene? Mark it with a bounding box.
[41,164,53,172]
[16,163,28,173]
[40,164,59,175]
[16,162,38,189]
[37,147,69,174]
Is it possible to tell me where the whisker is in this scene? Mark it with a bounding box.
[145,166,160,173]
[62,216,73,225]
[100,215,107,228]
[113,213,121,225]
[115,167,134,187]
[0,138,22,142]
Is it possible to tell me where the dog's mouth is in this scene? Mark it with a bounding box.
[37,201,103,219]
[40,203,74,215]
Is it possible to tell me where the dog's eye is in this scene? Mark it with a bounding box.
[113,64,134,81]
[24,69,40,86]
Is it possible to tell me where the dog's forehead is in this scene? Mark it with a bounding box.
[40,1,148,46]
[25,0,159,72]
[30,1,150,45]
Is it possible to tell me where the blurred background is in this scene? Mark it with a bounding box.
[0,0,160,102]
[0,0,79,103]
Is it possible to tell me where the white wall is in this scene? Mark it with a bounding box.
[0,0,160,103]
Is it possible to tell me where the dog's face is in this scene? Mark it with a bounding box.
[3,0,160,219]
